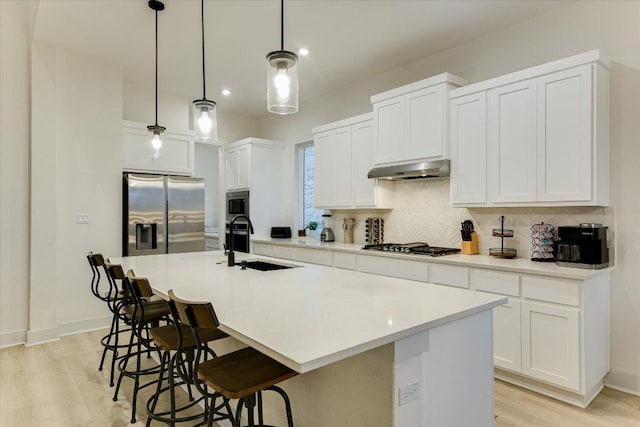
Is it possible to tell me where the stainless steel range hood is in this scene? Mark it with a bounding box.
[367,159,450,181]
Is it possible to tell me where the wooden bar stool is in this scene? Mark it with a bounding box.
[145,290,232,426]
[169,290,298,427]
[113,269,172,423]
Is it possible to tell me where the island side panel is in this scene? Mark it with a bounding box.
[393,309,495,427]
[251,343,395,427]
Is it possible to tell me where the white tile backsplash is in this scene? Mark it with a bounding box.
[330,178,612,259]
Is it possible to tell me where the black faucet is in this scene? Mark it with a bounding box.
[228,215,254,267]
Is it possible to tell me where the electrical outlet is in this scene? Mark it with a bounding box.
[398,382,419,406]
[76,213,90,224]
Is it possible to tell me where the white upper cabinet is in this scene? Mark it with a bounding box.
[450,92,488,205]
[488,80,537,203]
[225,143,251,190]
[371,73,467,166]
[122,120,195,176]
[313,113,392,209]
[536,65,593,202]
[224,138,283,192]
[450,50,609,207]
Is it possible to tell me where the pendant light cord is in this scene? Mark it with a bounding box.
[201,0,206,98]
[154,7,159,126]
[280,0,284,51]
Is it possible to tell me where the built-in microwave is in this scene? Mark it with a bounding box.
[226,190,249,222]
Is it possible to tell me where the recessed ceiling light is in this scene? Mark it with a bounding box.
[298,48,309,56]
[221,89,231,96]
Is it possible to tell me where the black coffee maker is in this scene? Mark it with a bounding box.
[555,223,609,269]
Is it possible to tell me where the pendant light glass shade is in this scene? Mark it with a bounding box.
[267,50,298,114]
[267,0,298,115]
[193,0,218,142]
[147,124,166,158]
[193,99,217,142]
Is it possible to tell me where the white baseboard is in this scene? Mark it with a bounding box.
[58,315,111,337]
[17,315,111,347]
[0,329,27,349]
[604,371,640,396]
[26,326,60,346]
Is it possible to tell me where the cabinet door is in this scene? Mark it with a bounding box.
[373,96,404,164]
[158,131,194,176]
[352,120,376,207]
[314,131,333,207]
[537,64,592,202]
[493,298,522,372]
[450,92,488,205]
[331,127,353,207]
[488,80,537,203]
[237,144,251,189]
[521,301,580,390]
[225,147,239,190]
[123,125,157,172]
[406,85,444,160]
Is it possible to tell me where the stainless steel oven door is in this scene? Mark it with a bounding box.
[225,222,250,253]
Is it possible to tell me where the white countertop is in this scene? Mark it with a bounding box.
[254,238,614,280]
[112,251,505,373]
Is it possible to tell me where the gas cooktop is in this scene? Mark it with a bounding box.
[362,242,461,257]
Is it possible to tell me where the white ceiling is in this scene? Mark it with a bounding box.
[33,0,568,117]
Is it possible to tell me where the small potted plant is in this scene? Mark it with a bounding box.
[306,221,319,237]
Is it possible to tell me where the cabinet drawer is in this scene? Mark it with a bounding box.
[471,269,520,296]
[272,246,295,261]
[333,252,356,270]
[294,248,333,266]
[357,255,429,282]
[430,264,469,289]
[522,276,580,306]
[252,243,273,257]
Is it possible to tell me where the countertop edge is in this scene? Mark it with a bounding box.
[253,238,615,281]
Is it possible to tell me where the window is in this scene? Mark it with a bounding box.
[296,141,323,230]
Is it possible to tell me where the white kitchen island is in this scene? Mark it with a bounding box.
[113,251,506,427]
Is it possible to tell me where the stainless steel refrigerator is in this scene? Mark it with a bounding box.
[123,173,205,256]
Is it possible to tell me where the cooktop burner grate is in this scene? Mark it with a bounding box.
[362,242,461,257]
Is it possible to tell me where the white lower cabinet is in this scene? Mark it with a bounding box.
[521,301,580,390]
[252,242,609,405]
[493,298,522,372]
[357,255,429,282]
[333,252,356,270]
[430,264,469,288]
[294,248,333,266]
[252,243,273,257]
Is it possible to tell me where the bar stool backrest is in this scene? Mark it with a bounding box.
[87,252,105,299]
[168,289,220,331]
[125,270,154,299]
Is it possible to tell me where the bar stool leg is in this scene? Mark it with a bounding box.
[145,350,169,427]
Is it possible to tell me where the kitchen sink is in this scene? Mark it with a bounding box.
[239,260,294,271]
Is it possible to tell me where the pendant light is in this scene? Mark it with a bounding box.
[192,0,217,142]
[266,0,298,114]
[147,0,166,158]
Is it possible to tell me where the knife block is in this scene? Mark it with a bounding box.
[461,232,479,255]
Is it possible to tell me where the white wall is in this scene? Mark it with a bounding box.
[257,1,640,394]
[607,62,640,394]
[123,79,260,145]
[0,0,32,347]
[28,43,123,343]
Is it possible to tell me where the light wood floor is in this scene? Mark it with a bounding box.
[1,329,638,426]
